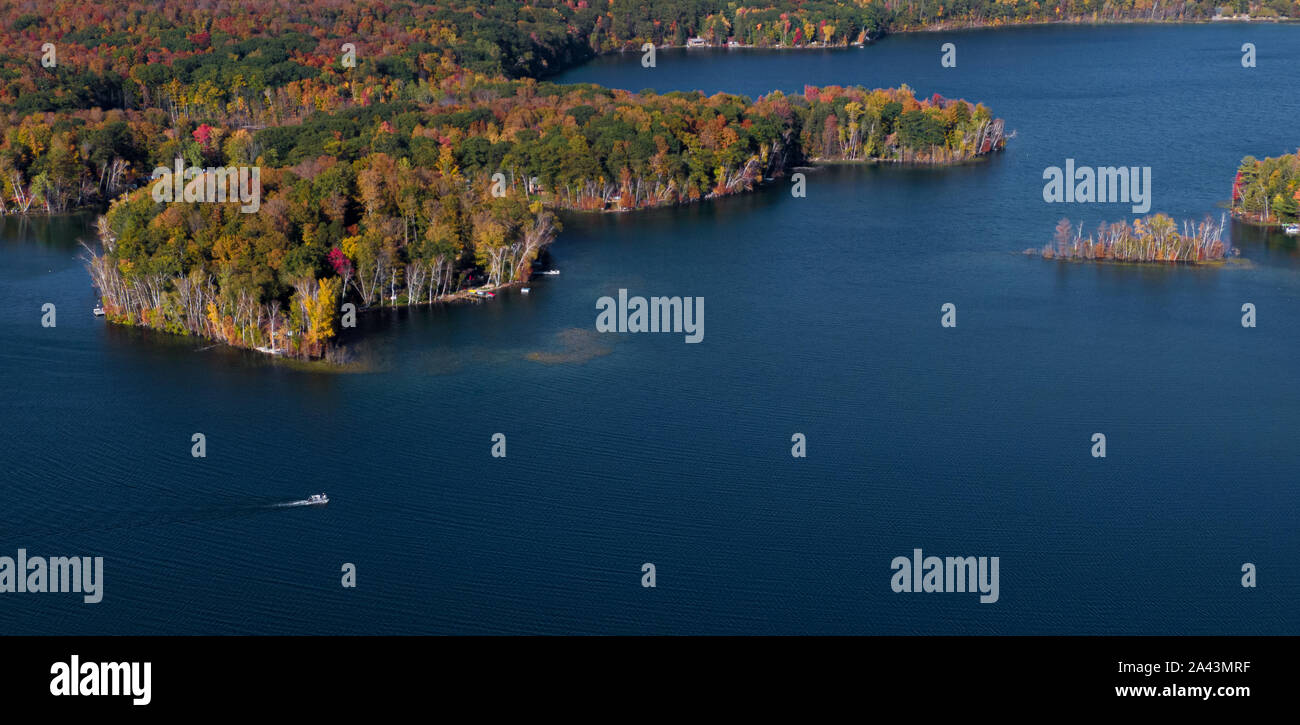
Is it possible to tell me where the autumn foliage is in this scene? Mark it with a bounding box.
[0,0,1016,358]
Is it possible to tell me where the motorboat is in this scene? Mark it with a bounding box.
[539,269,560,275]
[1284,224,1299,236]
[92,306,105,316]
[306,493,329,505]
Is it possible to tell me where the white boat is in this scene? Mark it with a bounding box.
[521,287,530,293]
[306,493,329,505]
[539,269,560,276]
[92,306,105,316]
[1284,224,1299,236]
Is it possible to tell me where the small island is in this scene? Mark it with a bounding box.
[1028,214,1235,264]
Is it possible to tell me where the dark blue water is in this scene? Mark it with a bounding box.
[2,24,1298,634]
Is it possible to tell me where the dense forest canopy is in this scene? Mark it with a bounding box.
[1232,152,1300,224]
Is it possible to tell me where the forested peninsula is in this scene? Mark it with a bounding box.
[80,81,1005,359]
[6,0,1272,358]
[1231,151,1300,226]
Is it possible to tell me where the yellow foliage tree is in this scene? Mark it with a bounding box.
[305,277,342,346]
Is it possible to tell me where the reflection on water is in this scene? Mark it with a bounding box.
[525,328,614,364]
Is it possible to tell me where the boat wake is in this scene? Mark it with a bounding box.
[272,494,329,508]
[0,502,291,540]
[0,495,330,542]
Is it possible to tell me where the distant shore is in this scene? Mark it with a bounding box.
[894,15,1296,35]
[605,15,1299,56]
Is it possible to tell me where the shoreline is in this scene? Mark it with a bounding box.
[591,16,1298,58]
[102,275,542,363]
[1229,212,1300,230]
[892,15,1296,35]
[1025,254,1243,268]
[555,153,1001,215]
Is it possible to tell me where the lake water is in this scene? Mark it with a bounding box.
[2,23,1297,634]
